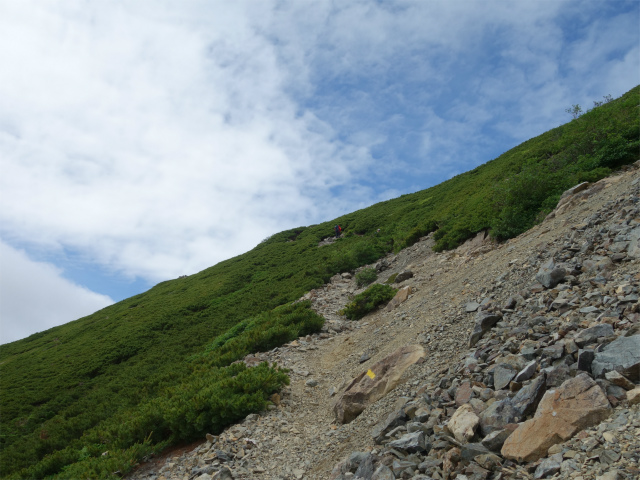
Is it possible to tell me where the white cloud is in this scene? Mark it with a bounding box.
[0,240,113,344]
[0,0,638,339]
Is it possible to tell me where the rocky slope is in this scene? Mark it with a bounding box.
[127,162,640,480]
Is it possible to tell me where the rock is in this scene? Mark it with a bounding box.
[513,360,537,383]
[627,387,640,405]
[387,431,427,453]
[466,301,481,312]
[534,452,563,479]
[306,379,318,387]
[394,270,414,283]
[478,399,521,436]
[536,259,566,289]
[493,364,517,390]
[511,373,546,418]
[501,373,611,462]
[604,370,636,390]
[481,427,514,451]
[574,323,615,348]
[371,465,395,480]
[385,286,412,311]
[455,382,474,406]
[627,226,640,258]
[334,345,425,423]
[460,442,490,461]
[448,404,480,443]
[591,334,640,381]
[577,349,595,373]
[469,312,503,347]
[353,453,375,478]
[212,467,233,480]
[596,471,621,480]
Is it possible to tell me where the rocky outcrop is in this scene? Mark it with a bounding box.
[333,345,425,424]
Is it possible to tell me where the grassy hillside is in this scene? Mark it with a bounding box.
[1,86,638,479]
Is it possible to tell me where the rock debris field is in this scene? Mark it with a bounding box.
[128,162,640,480]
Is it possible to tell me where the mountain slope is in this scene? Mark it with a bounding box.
[0,86,638,479]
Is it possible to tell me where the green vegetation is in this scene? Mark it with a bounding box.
[340,284,398,320]
[1,86,638,479]
[355,268,378,287]
[385,273,399,284]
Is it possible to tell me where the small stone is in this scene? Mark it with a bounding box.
[306,379,318,387]
[534,452,563,479]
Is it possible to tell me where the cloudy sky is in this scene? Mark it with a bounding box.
[1,1,638,344]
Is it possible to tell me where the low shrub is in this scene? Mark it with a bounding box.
[355,268,377,287]
[340,284,397,320]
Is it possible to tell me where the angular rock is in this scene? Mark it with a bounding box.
[574,324,615,348]
[466,301,480,312]
[372,465,395,480]
[591,334,640,381]
[501,373,611,462]
[481,427,514,451]
[627,226,640,259]
[385,286,411,311]
[604,370,636,390]
[387,431,427,453]
[536,259,566,289]
[577,349,595,373]
[513,360,537,383]
[511,373,546,418]
[478,399,521,436]
[353,453,375,478]
[448,404,480,443]
[493,364,517,390]
[334,344,425,423]
[460,442,490,462]
[626,387,640,405]
[455,381,474,406]
[469,312,503,347]
[534,452,563,479]
[371,408,409,443]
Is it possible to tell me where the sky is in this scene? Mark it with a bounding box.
[1,0,638,344]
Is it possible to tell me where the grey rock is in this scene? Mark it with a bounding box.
[371,465,395,480]
[387,431,427,453]
[546,364,572,388]
[371,408,408,443]
[577,349,595,373]
[460,442,490,461]
[478,398,520,436]
[534,453,563,479]
[481,428,513,451]
[469,312,503,347]
[212,468,233,480]
[511,373,546,418]
[513,360,537,383]
[574,323,615,348]
[353,453,375,479]
[493,364,517,390]
[466,301,481,312]
[592,334,640,380]
[536,259,566,288]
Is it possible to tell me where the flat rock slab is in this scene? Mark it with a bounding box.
[591,334,640,381]
[334,344,425,424]
[501,373,611,462]
[385,286,412,311]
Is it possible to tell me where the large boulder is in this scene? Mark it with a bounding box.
[591,335,640,381]
[501,373,611,462]
[333,345,425,423]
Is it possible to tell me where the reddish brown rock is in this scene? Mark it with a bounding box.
[501,373,611,462]
[333,345,425,423]
[455,382,474,406]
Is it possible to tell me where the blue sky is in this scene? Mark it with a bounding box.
[1,0,638,344]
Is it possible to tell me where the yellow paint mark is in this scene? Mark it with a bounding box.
[366,370,376,380]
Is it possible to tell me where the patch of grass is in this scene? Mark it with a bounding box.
[340,284,398,320]
[355,268,378,287]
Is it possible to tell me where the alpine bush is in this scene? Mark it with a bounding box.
[355,268,377,287]
[340,284,398,320]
